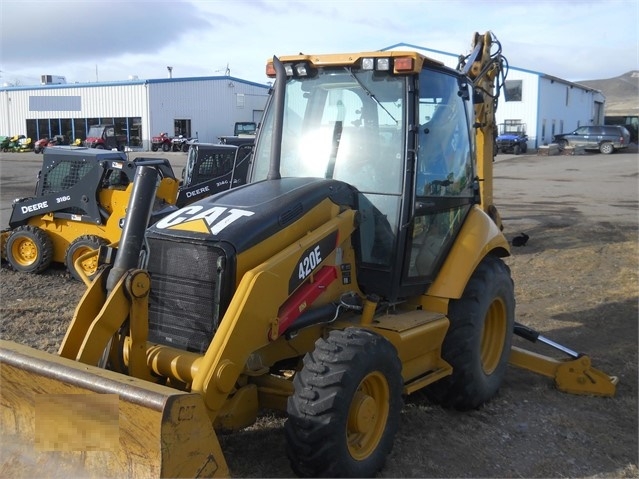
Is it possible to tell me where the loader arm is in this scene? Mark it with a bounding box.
[192,208,357,414]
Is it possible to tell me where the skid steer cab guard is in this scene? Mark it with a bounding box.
[176,142,253,207]
[0,32,616,478]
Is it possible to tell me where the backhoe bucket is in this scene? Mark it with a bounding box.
[0,340,228,478]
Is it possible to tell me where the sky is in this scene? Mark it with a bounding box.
[1,0,638,87]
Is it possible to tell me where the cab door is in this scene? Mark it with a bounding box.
[402,67,476,288]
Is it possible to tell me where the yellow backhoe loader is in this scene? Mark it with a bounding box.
[0,32,617,478]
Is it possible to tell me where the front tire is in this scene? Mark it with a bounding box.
[65,235,108,281]
[5,225,53,274]
[426,256,515,410]
[557,139,568,150]
[151,144,159,152]
[286,328,403,478]
[162,142,171,152]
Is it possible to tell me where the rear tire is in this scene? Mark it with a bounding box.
[162,142,171,152]
[65,235,108,282]
[599,142,614,154]
[426,256,514,410]
[182,143,190,152]
[286,328,403,477]
[5,225,53,274]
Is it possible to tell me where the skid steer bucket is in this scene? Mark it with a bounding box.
[0,340,228,478]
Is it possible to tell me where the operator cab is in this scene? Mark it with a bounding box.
[250,53,477,301]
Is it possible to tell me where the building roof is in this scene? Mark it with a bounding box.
[0,75,270,92]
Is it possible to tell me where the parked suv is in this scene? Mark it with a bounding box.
[553,125,631,154]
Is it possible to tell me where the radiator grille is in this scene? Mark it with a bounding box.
[146,237,224,353]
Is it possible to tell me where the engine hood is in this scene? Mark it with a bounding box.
[147,177,357,254]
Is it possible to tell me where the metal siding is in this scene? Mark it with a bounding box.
[495,70,540,148]
[537,78,600,145]
[147,79,268,145]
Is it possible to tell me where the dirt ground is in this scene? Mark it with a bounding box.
[0,149,637,478]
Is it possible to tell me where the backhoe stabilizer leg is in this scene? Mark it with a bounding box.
[509,346,618,397]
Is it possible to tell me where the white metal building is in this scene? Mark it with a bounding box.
[0,76,270,150]
[383,42,606,149]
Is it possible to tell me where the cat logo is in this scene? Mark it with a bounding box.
[155,205,254,235]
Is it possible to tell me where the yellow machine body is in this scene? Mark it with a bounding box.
[0,33,616,478]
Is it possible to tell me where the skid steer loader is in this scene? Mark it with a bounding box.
[0,32,617,478]
[1,143,251,281]
[0,147,179,281]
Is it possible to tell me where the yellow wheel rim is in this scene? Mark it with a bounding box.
[481,297,507,374]
[10,236,38,267]
[346,371,390,460]
[72,246,99,276]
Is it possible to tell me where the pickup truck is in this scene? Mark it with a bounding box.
[218,121,256,146]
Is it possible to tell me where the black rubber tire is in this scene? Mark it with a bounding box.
[162,142,171,152]
[181,142,190,152]
[599,142,614,154]
[521,143,528,154]
[5,225,53,274]
[285,328,403,478]
[513,144,521,155]
[425,256,515,410]
[557,139,568,150]
[95,144,105,149]
[65,235,108,282]
[151,144,159,152]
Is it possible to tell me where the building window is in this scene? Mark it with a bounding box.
[504,80,522,102]
[174,119,191,137]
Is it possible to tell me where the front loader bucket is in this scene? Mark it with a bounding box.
[0,340,228,478]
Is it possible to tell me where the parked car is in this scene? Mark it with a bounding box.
[553,125,631,154]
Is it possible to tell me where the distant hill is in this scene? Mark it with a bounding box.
[577,71,639,116]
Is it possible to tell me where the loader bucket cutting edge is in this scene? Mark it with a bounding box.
[0,339,229,478]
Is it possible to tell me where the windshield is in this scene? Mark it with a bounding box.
[86,126,103,137]
[253,68,405,195]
